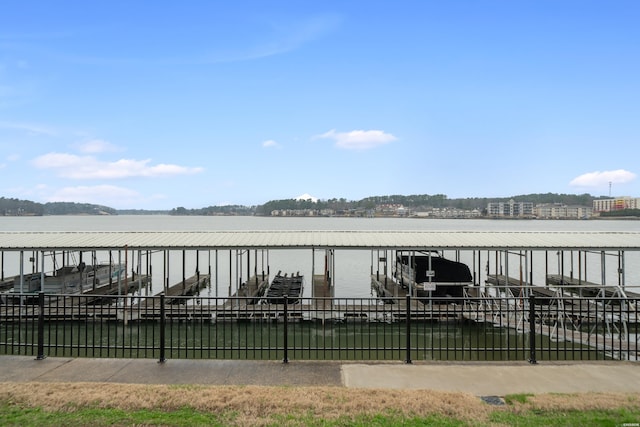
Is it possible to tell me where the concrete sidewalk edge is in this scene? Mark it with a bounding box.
[1,356,639,396]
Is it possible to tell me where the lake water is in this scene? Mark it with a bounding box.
[2,216,640,298]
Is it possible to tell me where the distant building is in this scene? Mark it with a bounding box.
[375,204,407,216]
[593,197,640,213]
[535,204,592,219]
[487,200,534,218]
[412,208,482,218]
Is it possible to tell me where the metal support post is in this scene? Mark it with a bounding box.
[36,291,46,360]
[528,294,537,364]
[283,295,289,363]
[405,295,412,364]
[159,294,166,363]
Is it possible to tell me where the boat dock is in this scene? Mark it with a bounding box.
[0,229,639,361]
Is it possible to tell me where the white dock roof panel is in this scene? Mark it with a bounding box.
[1,230,640,251]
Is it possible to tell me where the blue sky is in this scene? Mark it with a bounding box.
[1,1,638,209]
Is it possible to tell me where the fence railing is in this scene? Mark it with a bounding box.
[1,293,638,362]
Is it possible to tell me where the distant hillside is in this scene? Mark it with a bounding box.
[255,193,600,215]
[169,205,255,216]
[0,197,116,216]
[1,193,606,216]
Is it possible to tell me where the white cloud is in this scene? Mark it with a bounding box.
[262,139,281,149]
[569,169,637,188]
[316,129,397,150]
[295,193,318,202]
[32,152,204,179]
[77,139,121,153]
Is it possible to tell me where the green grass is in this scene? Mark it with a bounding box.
[0,406,230,427]
[489,408,640,427]
[504,393,534,405]
[2,404,640,427]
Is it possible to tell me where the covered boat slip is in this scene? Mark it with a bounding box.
[1,230,640,298]
[1,229,639,312]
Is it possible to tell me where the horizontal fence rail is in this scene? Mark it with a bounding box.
[1,293,638,363]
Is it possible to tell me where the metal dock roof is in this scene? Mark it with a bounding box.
[1,230,640,251]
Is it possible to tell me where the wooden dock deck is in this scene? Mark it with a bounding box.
[136,274,210,309]
[313,274,333,309]
[547,275,640,300]
[81,274,151,304]
[233,274,269,301]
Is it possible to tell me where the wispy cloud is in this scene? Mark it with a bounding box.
[32,153,204,179]
[40,14,342,66]
[0,153,20,169]
[0,121,57,136]
[316,129,397,150]
[76,139,122,154]
[262,139,281,149]
[569,169,636,188]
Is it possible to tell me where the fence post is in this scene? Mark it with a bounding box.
[159,294,166,364]
[405,294,412,364]
[36,291,46,360]
[283,296,289,363]
[528,294,537,364]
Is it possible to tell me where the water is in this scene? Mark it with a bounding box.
[2,216,640,298]
[1,311,607,361]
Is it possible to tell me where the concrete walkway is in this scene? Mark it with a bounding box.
[1,356,639,396]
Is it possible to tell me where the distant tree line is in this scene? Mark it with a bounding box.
[256,193,600,215]
[44,202,116,215]
[0,198,116,216]
[0,192,609,216]
[0,197,45,216]
[169,205,256,216]
[599,209,640,218]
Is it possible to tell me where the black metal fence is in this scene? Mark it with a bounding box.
[1,293,638,363]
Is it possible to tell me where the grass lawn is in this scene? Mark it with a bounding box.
[1,382,639,426]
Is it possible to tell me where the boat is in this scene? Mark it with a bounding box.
[394,251,473,301]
